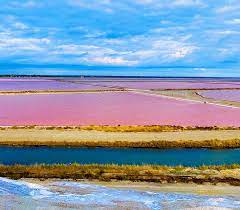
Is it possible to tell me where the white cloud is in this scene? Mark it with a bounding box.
[0,39,48,51]
[13,22,29,30]
[151,38,197,59]
[171,46,195,58]
[116,33,198,65]
[215,5,240,14]
[225,19,240,25]
[53,44,138,65]
[160,20,172,24]
[68,0,206,14]
[0,0,239,68]
[135,0,154,4]
[135,0,206,8]
[8,1,40,8]
[172,0,206,7]
[85,56,138,65]
[21,1,38,7]
[0,14,198,66]
[193,67,206,71]
[51,35,198,66]
[0,32,50,53]
[132,50,158,59]
[68,0,114,13]
[0,15,32,33]
[205,29,240,42]
[54,44,117,56]
[215,30,240,35]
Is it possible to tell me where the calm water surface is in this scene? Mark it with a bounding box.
[0,147,239,166]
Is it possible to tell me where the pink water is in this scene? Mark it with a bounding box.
[0,92,240,126]
[0,80,110,91]
[199,90,240,102]
[86,81,240,90]
[2,78,240,91]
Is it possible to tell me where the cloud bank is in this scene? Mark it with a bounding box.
[0,0,239,75]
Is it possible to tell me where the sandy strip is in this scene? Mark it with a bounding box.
[85,181,240,197]
[1,128,240,143]
[22,178,240,197]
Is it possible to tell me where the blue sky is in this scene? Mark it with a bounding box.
[0,0,240,76]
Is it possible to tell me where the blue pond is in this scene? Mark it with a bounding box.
[0,146,239,166]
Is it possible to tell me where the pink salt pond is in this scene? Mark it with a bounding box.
[0,92,240,127]
[0,79,112,91]
[199,90,240,102]
[85,81,240,90]
[2,78,240,91]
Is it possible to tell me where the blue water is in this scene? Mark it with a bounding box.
[0,147,240,166]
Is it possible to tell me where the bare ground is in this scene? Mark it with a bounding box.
[23,178,240,197]
[0,128,240,144]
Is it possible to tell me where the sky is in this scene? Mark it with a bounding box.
[0,0,240,76]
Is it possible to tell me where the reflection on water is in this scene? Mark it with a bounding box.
[0,178,239,209]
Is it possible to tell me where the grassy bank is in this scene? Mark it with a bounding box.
[0,139,240,149]
[1,125,240,132]
[1,164,240,185]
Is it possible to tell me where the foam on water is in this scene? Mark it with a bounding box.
[0,178,239,209]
